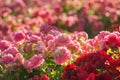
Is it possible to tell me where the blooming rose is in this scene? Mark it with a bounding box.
[13,31,26,42]
[55,34,72,46]
[0,40,11,51]
[54,47,71,65]
[0,54,16,64]
[2,47,19,56]
[24,54,44,70]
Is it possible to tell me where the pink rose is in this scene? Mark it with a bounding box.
[0,54,16,64]
[2,47,19,56]
[24,54,44,70]
[54,47,71,65]
[55,34,72,46]
[0,40,11,51]
[13,31,26,42]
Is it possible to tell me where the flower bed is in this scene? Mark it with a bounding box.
[0,0,120,80]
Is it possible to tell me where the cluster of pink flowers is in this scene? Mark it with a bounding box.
[0,24,89,66]
[0,21,90,79]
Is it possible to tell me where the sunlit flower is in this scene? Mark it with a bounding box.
[54,47,71,65]
[24,54,44,70]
